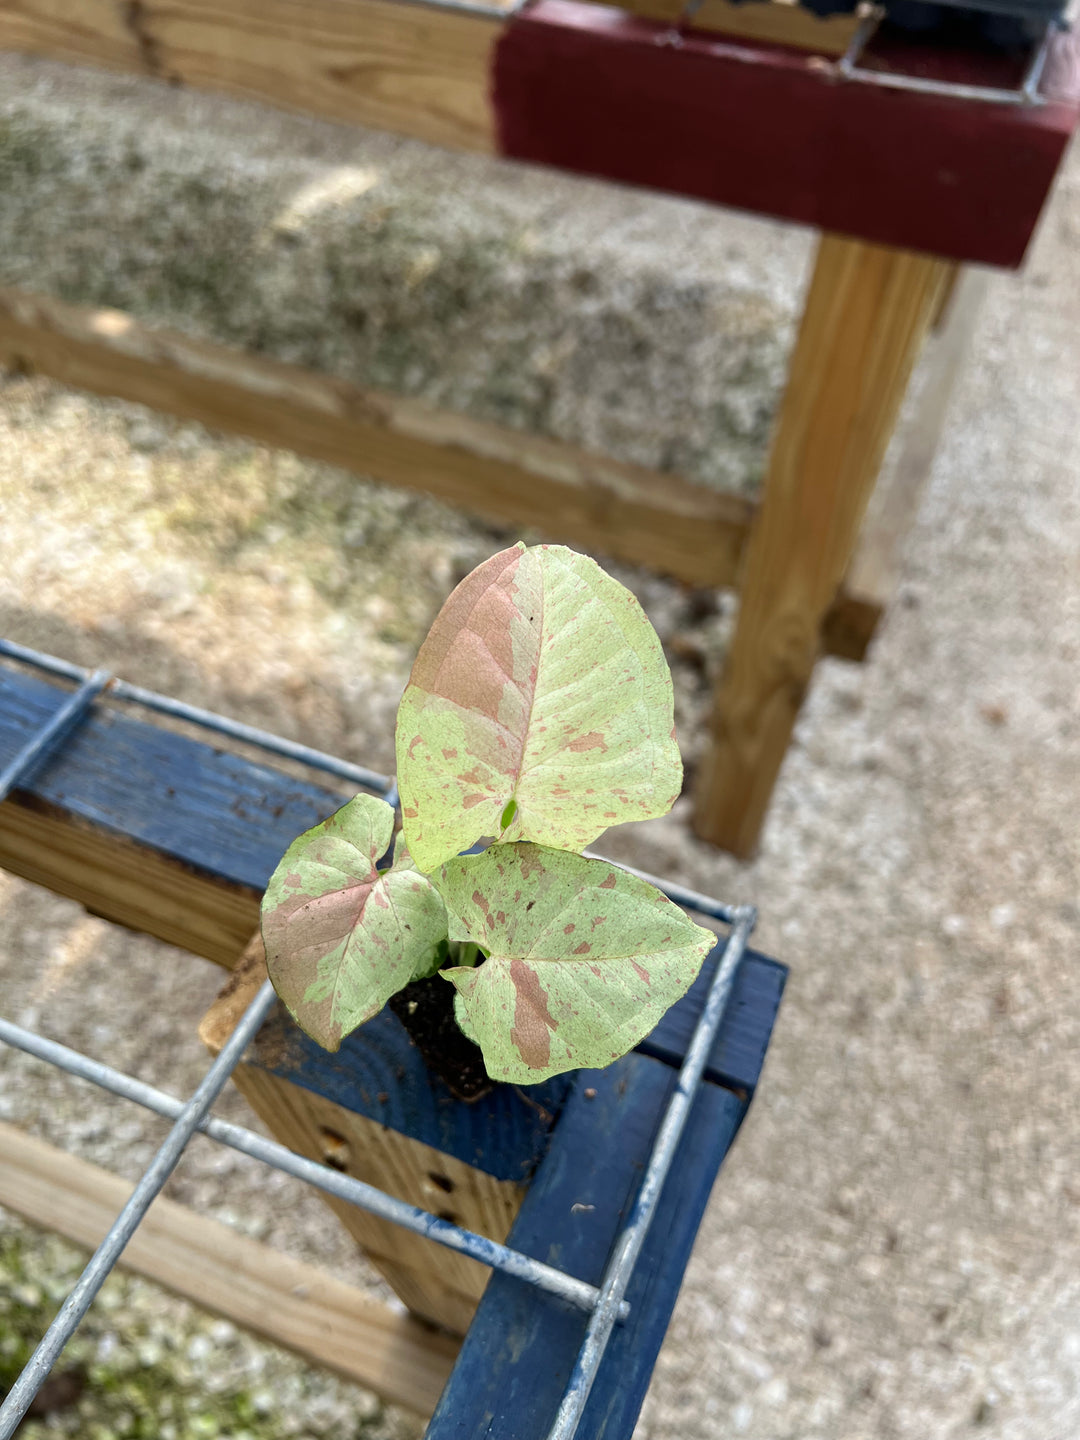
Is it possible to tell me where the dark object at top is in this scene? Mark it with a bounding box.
[786,0,1066,45]
[495,5,1080,268]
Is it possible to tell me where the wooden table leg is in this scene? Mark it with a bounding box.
[822,265,985,661]
[692,233,953,856]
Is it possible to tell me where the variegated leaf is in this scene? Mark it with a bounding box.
[261,793,448,1051]
[435,843,714,1083]
[395,543,682,873]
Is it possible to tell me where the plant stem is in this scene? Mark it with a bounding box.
[448,941,484,969]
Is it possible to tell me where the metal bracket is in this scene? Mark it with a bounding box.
[837,6,1057,105]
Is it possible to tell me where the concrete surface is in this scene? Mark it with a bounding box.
[0,54,804,496]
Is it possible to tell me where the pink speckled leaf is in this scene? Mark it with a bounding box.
[395,543,682,873]
[261,793,447,1051]
[436,843,714,1083]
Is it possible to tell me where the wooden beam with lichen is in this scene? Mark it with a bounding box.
[0,286,755,590]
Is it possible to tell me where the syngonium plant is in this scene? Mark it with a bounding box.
[261,543,716,1084]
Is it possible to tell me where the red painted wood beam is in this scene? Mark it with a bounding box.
[493,1,1080,267]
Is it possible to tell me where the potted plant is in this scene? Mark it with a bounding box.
[202,541,731,1338]
[260,541,716,1097]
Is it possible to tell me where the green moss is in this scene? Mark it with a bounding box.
[0,117,70,182]
[0,1226,409,1440]
[0,98,784,499]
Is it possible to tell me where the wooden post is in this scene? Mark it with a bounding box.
[0,288,752,592]
[200,937,565,1337]
[692,234,952,855]
[821,265,985,660]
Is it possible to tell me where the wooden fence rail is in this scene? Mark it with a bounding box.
[3,2,1070,850]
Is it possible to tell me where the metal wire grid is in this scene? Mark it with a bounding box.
[418,0,1059,107]
[0,639,755,1440]
[836,8,1059,107]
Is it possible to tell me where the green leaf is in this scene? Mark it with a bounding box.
[435,843,714,1083]
[395,543,682,873]
[261,793,448,1051]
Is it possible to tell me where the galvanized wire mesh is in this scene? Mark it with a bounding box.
[0,641,753,1440]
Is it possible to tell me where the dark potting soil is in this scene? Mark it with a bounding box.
[389,972,494,1102]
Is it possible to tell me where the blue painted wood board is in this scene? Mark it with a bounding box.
[0,659,786,1188]
[254,1001,576,1185]
[0,665,349,893]
[258,942,784,1181]
[640,942,787,1096]
[424,1051,747,1439]
[1,655,786,1433]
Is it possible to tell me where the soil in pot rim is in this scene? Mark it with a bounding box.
[388,972,494,1102]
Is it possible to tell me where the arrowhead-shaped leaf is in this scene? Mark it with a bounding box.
[395,543,682,872]
[261,793,448,1051]
[435,843,714,1083]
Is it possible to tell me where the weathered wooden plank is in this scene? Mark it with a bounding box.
[614,0,857,53]
[638,943,786,1095]
[201,936,564,1334]
[0,0,503,152]
[0,0,855,161]
[822,266,987,662]
[0,799,260,968]
[0,1122,459,1415]
[426,1051,747,1438]
[0,663,346,965]
[0,1,142,73]
[201,938,570,1186]
[0,287,753,592]
[693,235,952,854]
[0,667,345,894]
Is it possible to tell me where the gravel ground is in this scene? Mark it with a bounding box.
[0,57,1078,1440]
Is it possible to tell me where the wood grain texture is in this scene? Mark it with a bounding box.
[822,265,986,662]
[612,0,857,54]
[202,939,535,1336]
[0,797,260,967]
[0,287,753,591]
[427,1050,747,1438]
[637,940,787,1094]
[0,0,141,71]
[0,661,347,966]
[0,1122,458,1414]
[229,1064,516,1334]
[0,0,502,152]
[693,235,952,854]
